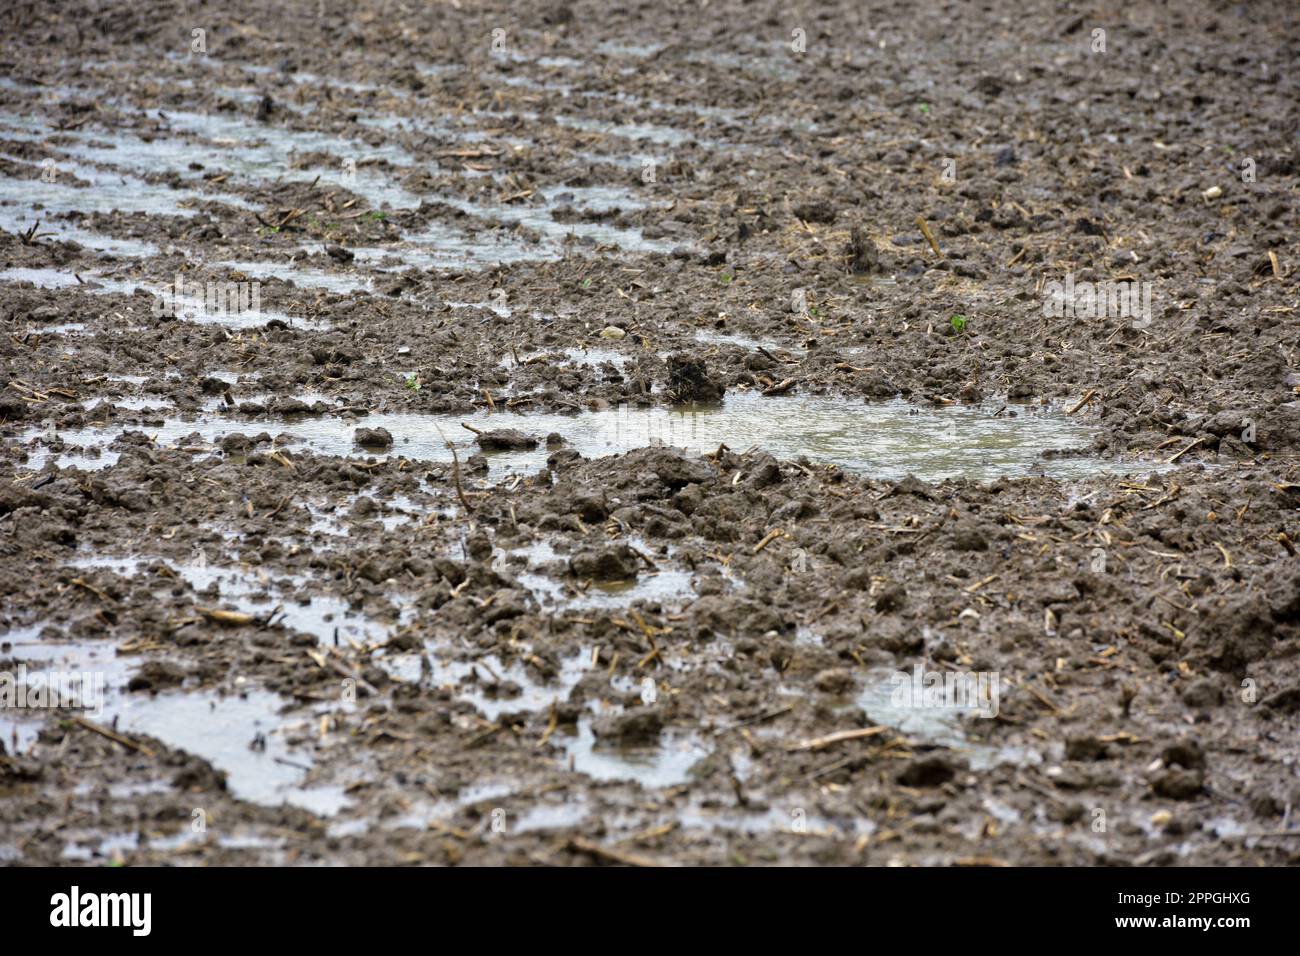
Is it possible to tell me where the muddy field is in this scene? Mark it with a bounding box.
[1,0,1298,867]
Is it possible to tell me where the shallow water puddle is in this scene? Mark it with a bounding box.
[503,539,701,610]
[2,102,670,267]
[380,649,589,722]
[512,346,630,369]
[102,687,345,813]
[377,645,709,790]
[122,557,392,646]
[88,396,170,412]
[0,627,343,813]
[694,329,805,354]
[212,259,374,295]
[858,666,1040,771]
[61,555,393,647]
[563,719,707,788]
[0,107,416,210]
[350,222,549,272]
[21,391,1141,482]
[357,111,534,156]
[0,627,125,753]
[0,196,159,258]
[0,267,323,330]
[554,114,701,149]
[440,194,676,255]
[0,137,255,217]
[674,802,874,839]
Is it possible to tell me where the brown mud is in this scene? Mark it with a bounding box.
[1,0,1298,866]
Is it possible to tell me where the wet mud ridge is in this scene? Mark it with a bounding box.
[1,0,1298,865]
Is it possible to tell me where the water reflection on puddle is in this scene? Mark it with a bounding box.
[65,555,393,646]
[563,719,707,788]
[0,102,673,268]
[0,627,345,814]
[501,539,702,610]
[858,666,1040,772]
[0,267,320,329]
[22,391,1144,483]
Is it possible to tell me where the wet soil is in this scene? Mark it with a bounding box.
[1,0,1299,866]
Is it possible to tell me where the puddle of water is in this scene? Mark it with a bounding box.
[238,62,390,96]
[0,622,345,814]
[676,801,873,838]
[21,391,1144,482]
[104,688,335,810]
[563,718,707,788]
[0,107,410,210]
[0,267,323,330]
[3,99,673,268]
[448,298,511,318]
[555,114,696,148]
[684,46,801,82]
[595,40,667,59]
[503,539,699,610]
[213,259,374,295]
[0,267,84,289]
[357,112,533,155]
[503,345,636,372]
[0,115,256,209]
[88,396,170,411]
[694,329,804,354]
[513,797,590,832]
[349,223,547,272]
[378,637,588,717]
[123,109,421,210]
[858,667,1040,772]
[440,193,675,256]
[0,192,159,257]
[176,560,392,645]
[0,627,125,753]
[60,555,391,647]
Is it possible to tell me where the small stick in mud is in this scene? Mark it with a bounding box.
[69,578,112,602]
[915,215,943,257]
[786,726,888,752]
[433,424,476,513]
[537,703,559,748]
[19,220,53,245]
[1166,437,1204,463]
[762,378,796,396]
[628,545,658,570]
[1067,389,1097,414]
[567,838,663,868]
[195,606,261,627]
[449,446,474,512]
[330,660,379,698]
[68,715,155,758]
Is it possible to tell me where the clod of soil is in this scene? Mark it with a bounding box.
[475,429,538,450]
[664,354,725,403]
[354,427,393,449]
[592,707,664,744]
[569,545,640,581]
